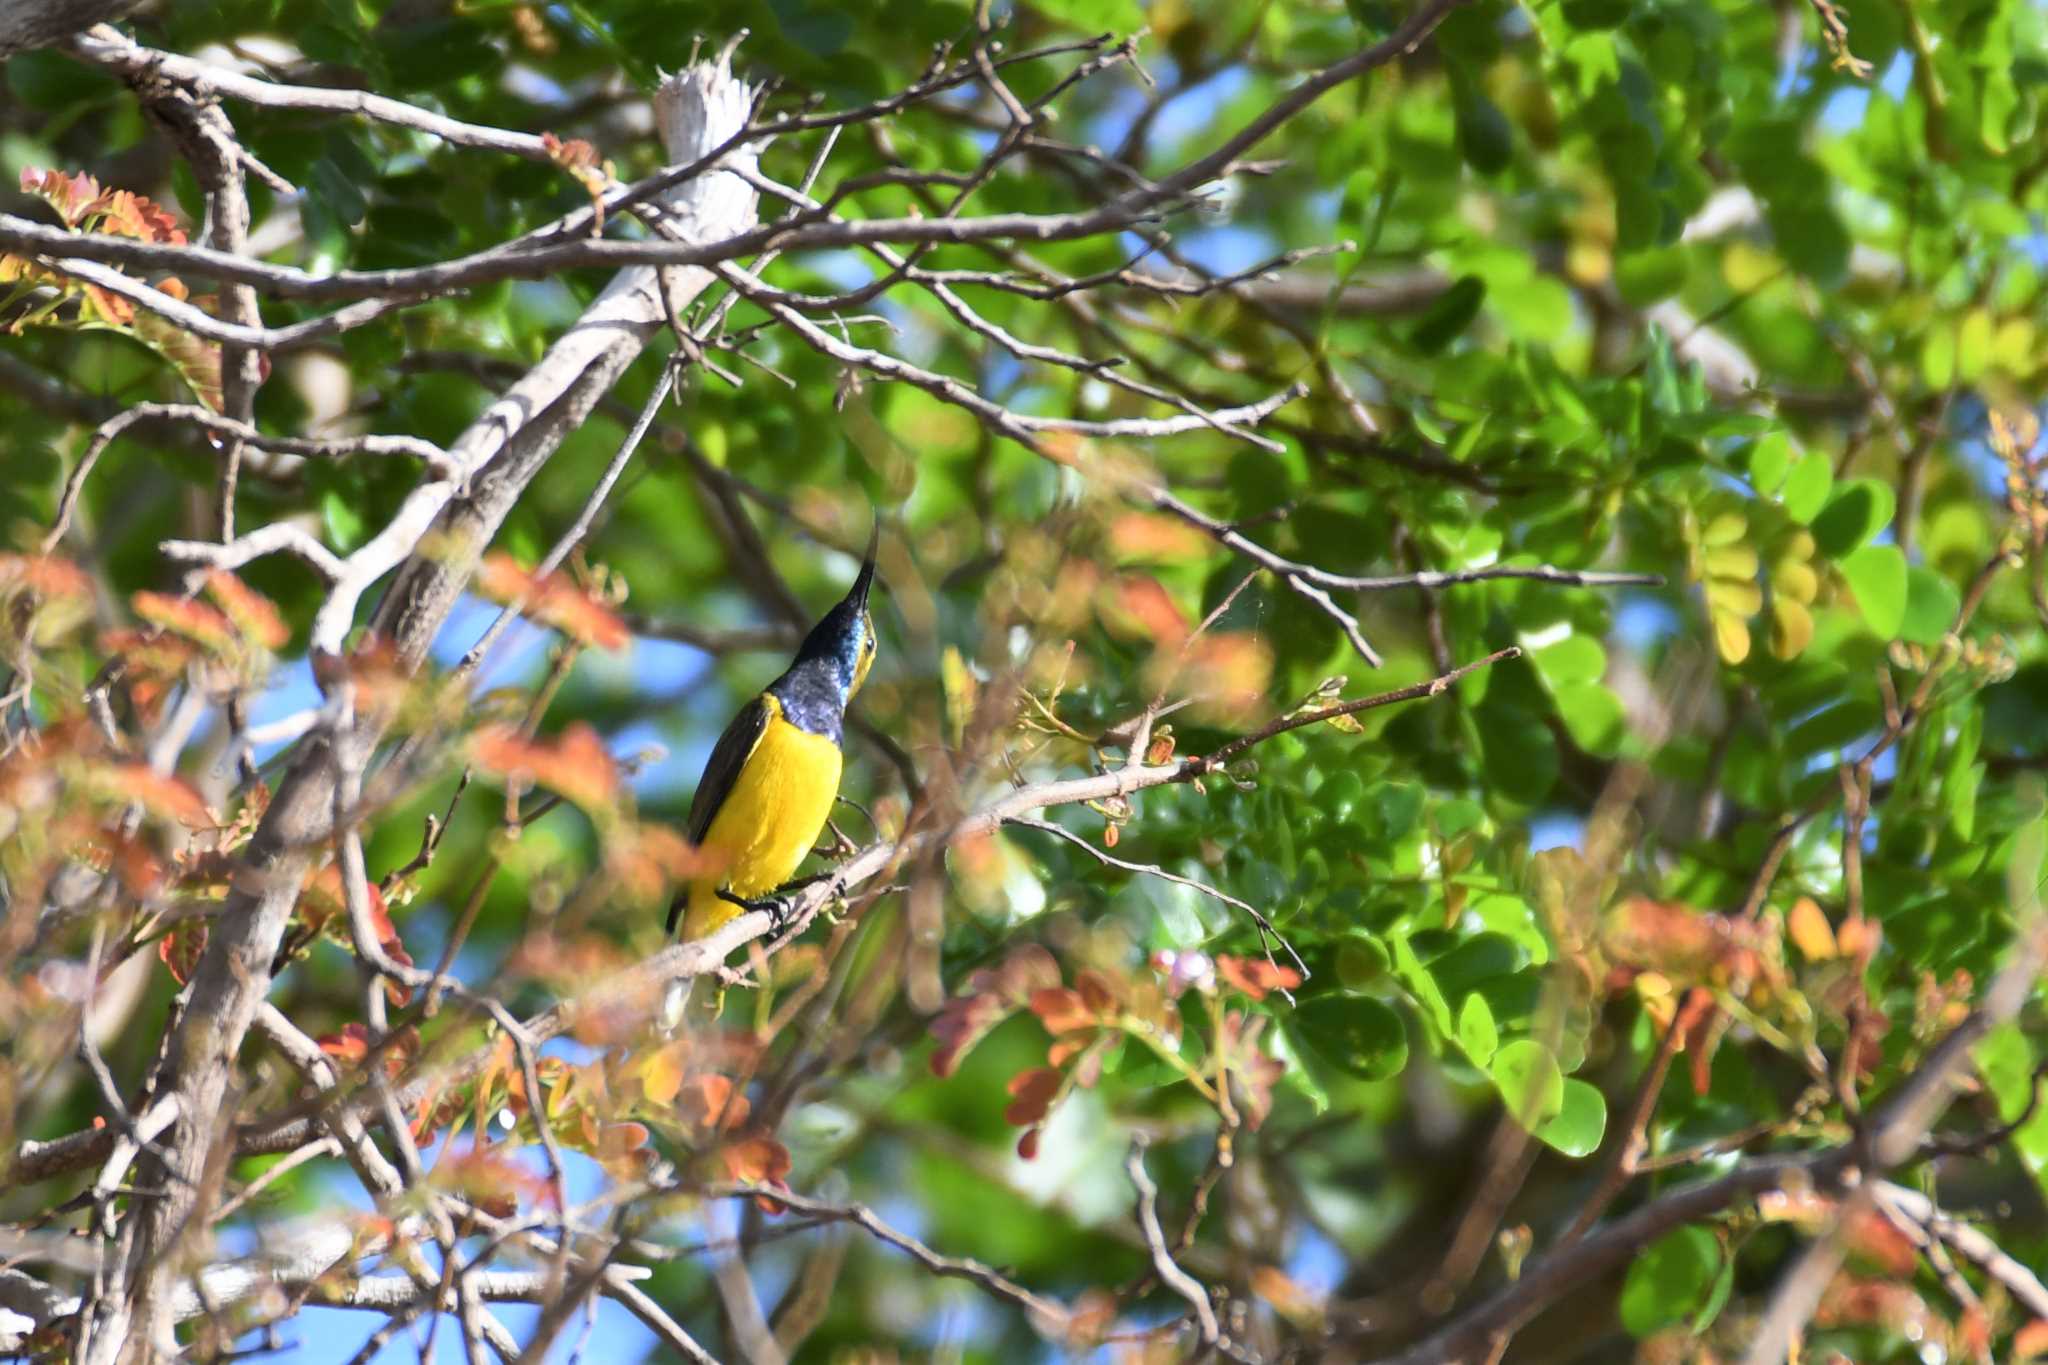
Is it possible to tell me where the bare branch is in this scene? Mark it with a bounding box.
[719,1184,1069,1330]
[160,523,346,583]
[1126,1138,1222,1348]
[71,24,559,161]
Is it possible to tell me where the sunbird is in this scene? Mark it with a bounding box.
[668,534,879,940]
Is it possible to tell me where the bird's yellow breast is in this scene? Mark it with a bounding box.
[682,700,843,938]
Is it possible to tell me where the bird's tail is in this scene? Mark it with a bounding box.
[660,881,727,1032]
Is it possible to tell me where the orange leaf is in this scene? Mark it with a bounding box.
[318,1022,372,1065]
[1835,915,1881,964]
[1075,969,1120,1014]
[1787,896,1837,961]
[1003,1066,1062,1126]
[474,552,628,651]
[719,1133,792,1186]
[1103,575,1189,647]
[106,764,211,828]
[1217,954,1302,1001]
[205,571,289,650]
[541,132,601,172]
[132,592,235,651]
[469,722,618,811]
[599,1121,652,1159]
[637,1042,689,1107]
[678,1073,750,1133]
[1182,634,1274,715]
[1251,1264,1325,1326]
[1,553,92,600]
[1108,512,1209,562]
[21,167,104,227]
[1029,987,1096,1036]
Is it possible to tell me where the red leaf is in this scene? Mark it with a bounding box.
[929,991,1007,1078]
[158,919,205,985]
[1075,969,1120,1014]
[319,1022,372,1064]
[930,945,1064,1076]
[1003,1066,1062,1127]
[541,131,601,172]
[1029,987,1096,1037]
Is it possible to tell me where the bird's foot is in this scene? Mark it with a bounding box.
[716,886,799,932]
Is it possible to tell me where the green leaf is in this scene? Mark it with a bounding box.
[1391,934,1454,1036]
[1746,432,1794,495]
[1945,759,1982,841]
[1431,932,1527,997]
[1562,0,1629,30]
[1477,705,1560,804]
[1409,276,1487,354]
[1532,634,1606,686]
[1810,479,1895,556]
[322,489,369,553]
[1029,0,1143,30]
[1334,932,1392,989]
[1976,1021,2048,1191]
[1295,995,1408,1081]
[1454,86,1514,175]
[1691,1251,1736,1334]
[1362,782,1426,846]
[1765,198,1849,288]
[1556,681,1625,756]
[1457,992,1498,1067]
[1921,322,1956,388]
[1900,566,1961,645]
[1615,248,1688,306]
[1779,453,1833,523]
[1620,1226,1721,1337]
[1957,308,1994,382]
[1272,1021,1331,1115]
[1490,1039,1564,1128]
[1840,543,1907,639]
[1319,770,1367,823]
[1533,1078,1606,1157]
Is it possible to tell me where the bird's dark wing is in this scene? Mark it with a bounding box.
[687,694,772,846]
[669,694,772,934]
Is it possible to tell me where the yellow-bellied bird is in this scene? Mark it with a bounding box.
[669,537,878,941]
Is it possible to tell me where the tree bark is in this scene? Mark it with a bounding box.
[84,56,760,1362]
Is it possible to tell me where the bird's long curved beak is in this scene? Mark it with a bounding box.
[847,521,879,612]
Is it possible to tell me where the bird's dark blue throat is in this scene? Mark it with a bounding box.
[770,652,854,742]
[768,552,876,743]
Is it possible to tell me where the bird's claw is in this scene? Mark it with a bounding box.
[716,886,798,932]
